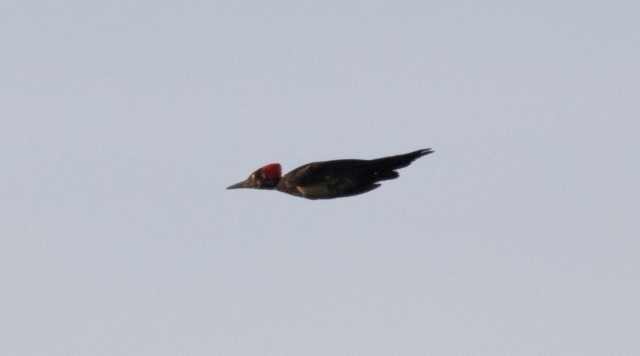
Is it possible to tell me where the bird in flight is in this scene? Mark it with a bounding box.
[226,148,434,200]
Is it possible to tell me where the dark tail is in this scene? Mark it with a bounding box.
[370,148,434,172]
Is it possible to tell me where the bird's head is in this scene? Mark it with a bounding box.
[227,163,282,190]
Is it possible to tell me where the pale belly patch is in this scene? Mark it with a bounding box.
[296,184,335,199]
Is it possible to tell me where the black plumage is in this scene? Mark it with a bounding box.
[227,148,434,200]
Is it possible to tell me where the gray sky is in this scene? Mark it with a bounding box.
[1,1,638,355]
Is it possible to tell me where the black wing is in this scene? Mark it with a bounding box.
[293,149,433,186]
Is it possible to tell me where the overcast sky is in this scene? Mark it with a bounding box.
[1,1,638,355]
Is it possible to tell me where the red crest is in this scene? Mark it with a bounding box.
[260,163,282,181]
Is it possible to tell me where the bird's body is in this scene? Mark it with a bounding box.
[227,148,433,200]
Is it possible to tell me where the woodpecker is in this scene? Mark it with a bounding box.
[226,148,434,200]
